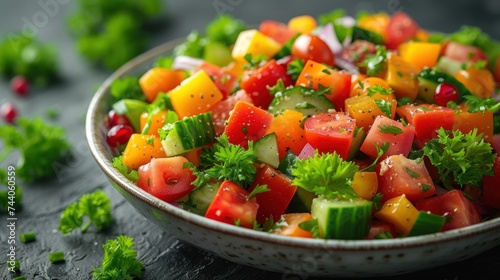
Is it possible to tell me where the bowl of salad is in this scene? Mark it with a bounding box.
[86,11,500,277]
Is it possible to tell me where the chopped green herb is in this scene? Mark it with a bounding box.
[374,99,393,118]
[58,190,113,234]
[360,45,389,76]
[463,95,500,114]
[112,156,139,182]
[378,125,403,135]
[366,84,394,97]
[49,251,65,263]
[374,231,394,239]
[268,79,286,96]
[247,185,270,201]
[110,76,145,103]
[361,142,390,172]
[397,97,413,107]
[287,58,305,80]
[243,53,267,69]
[405,167,420,179]
[20,232,36,243]
[92,235,144,280]
[322,68,331,75]
[295,102,317,110]
[372,193,383,211]
[298,219,321,238]
[421,183,432,193]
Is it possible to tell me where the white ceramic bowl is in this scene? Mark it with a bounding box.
[86,39,500,278]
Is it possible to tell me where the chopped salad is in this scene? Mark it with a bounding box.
[105,11,500,240]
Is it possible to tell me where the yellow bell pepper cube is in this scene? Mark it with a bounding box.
[231,29,282,61]
[374,194,420,236]
[288,15,317,34]
[169,70,223,119]
[398,41,441,69]
[351,171,378,200]
[122,134,167,170]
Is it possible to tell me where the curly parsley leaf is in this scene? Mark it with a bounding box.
[197,134,257,188]
[463,95,500,114]
[110,76,145,103]
[292,151,359,199]
[92,235,144,280]
[112,156,139,182]
[59,190,112,234]
[206,14,247,46]
[360,45,389,76]
[0,33,59,86]
[287,58,305,81]
[374,99,393,118]
[298,219,320,238]
[0,117,71,182]
[422,128,496,190]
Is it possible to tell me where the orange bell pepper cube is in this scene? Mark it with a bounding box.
[169,70,224,119]
[384,53,420,101]
[140,110,169,136]
[122,134,167,170]
[374,194,420,236]
[452,104,494,143]
[266,110,307,160]
[344,94,397,131]
[296,60,351,111]
[139,68,185,103]
[398,41,441,69]
[274,213,314,238]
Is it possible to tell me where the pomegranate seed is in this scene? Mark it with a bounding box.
[106,124,134,147]
[10,76,30,97]
[0,102,18,123]
[434,82,459,106]
[107,110,132,128]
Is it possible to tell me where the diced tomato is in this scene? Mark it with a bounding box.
[240,59,294,109]
[224,101,274,149]
[137,157,196,202]
[360,115,415,160]
[303,112,356,159]
[483,156,500,209]
[365,220,397,240]
[385,12,419,50]
[205,180,259,229]
[339,40,376,65]
[211,90,253,136]
[274,213,313,238]
[296,60,351,111]
[397,104,455,148]
[259,20,298,45]
[248,165,297,224]
[492,134,500,154]
[196,62,237,98]
[291,34,335,66]
[376,154,436,203]
[415,189,482,231]
[442,41,488,64]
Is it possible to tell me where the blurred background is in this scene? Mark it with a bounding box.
[1,1,500,279]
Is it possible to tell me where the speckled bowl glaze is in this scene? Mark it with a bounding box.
[86,39,500,278]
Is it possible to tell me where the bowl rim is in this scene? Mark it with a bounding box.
[85,38,500,252]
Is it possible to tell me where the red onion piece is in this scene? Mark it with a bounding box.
[172,55,204,71]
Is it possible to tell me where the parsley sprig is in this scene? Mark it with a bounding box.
[291,151,359,199]
[59,190,113,234]
[93,235,144,280]
[360,45,389,76]
[0,117,71,182]
[423,128,496,190]
[188,134,257,188]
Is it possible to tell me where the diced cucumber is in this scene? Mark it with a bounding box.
[418,68,472,102]
[186,181,221,215]
[254,133,280,168]
[311,197,372,239]
[268,86,334,116]
[203,41,232,67]
[161,112,216,156]
[417,77,439,104]
[112,99,148,132]
[347,127,366,161]
[351,26,385,45]
[407,211,446,237]
[436,56,464,76]
[277,150,298,178]
[288,187,316,213]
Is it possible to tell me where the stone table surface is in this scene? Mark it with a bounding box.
[1,0,500,279]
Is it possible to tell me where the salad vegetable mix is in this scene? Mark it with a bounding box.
[104,11,500,240]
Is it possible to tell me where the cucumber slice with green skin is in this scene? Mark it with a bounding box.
[351,26,385,45]
[417,77,439,104]
[268,86,334,116]
[186,181,221,215]
[161,112,216,156]
[311,197,373,239]
[254,133,280,168]
[112,99,148,132]
[407,211,446,237]
[288,187,316,213]
[436,56,465,76]
[277,150,298,178]
[418,68,472,102]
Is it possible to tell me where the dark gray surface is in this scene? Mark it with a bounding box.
[1,0,500,279]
